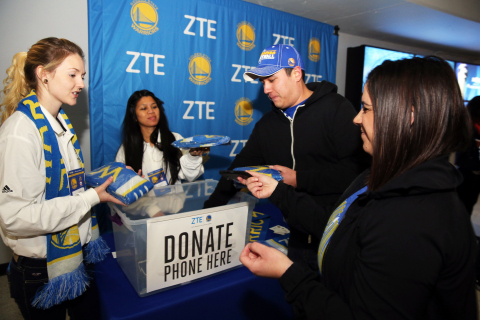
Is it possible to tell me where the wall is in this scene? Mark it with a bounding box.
[0,0,89,265]
[0,0,91,171]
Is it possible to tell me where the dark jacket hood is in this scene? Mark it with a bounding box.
[359,155,463,201]
[271,80,338,112]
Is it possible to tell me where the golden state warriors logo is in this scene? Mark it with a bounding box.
[131,0,159,35]
[308,38,321,62]
[52,228,80,249]
[206,215,212,222]
[189,53,212,85]
[236,22,255,51]
[288,58,295,67]
[71,178,78,190]
[235,98,254,126]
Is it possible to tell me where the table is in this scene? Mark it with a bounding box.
[94,203,293,320]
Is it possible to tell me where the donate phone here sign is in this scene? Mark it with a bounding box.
[146,205,249,292]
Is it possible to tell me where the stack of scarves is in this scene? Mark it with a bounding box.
[16,90,109,309]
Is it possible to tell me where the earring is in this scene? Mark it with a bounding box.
[43,79,48,84]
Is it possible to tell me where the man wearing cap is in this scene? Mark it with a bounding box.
[204,44,369,273]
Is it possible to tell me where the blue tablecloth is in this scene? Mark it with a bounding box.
[95,203,293,320]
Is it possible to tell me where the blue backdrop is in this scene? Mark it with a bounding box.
[88,0,338,180]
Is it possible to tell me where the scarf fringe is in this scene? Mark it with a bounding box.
[84,237,110,264]
[32,264,89,309]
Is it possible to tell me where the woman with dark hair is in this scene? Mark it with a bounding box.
[238,56,477,319]
[115,90,205,192]
[0,38,123,319]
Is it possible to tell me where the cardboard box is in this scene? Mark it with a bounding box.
[108,179,257,297]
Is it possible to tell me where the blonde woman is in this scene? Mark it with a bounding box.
[0,37,123,319]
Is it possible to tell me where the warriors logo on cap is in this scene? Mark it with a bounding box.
[244,44,304,81]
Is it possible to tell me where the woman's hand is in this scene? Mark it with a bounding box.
[237,171,278,199]
[94,176,126,206]
[189,147,210,156]
[239,242,293,278]
[126,166,143,177]
[152,211,165,217]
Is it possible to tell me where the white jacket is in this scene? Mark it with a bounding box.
[115,132,204,186]
[0,108,99,258]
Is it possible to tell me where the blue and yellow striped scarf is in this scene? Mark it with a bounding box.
[16,90,109,309]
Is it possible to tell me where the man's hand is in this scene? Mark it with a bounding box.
[237,171,278,199]
[94,176,126,206]
[270,165,297,188]
[239,242,293,278]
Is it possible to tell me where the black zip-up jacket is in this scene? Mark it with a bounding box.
[271,155,477,319]
[204,81,369,209]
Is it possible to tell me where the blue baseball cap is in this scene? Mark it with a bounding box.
[244,44,304,81]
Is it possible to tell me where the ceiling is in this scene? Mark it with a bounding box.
[242,0,480,63]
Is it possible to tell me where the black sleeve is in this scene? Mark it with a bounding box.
[278,195,477,320]
[296,99,370,196]
[203,124,267,208]
[279,263,355,320]
[269,182,334,239]
[269,168,368,239]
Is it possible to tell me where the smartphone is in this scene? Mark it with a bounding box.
[219,170,253,181]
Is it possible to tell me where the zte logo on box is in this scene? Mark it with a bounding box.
[192,215,212,224]
[192,217,203,224]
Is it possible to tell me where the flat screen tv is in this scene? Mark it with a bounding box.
[345,45,456,111]
[455,62,480,102]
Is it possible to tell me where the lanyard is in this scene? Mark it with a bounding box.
[318,186,367,274]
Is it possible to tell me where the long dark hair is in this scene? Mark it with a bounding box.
[366,56,471,191]
[121,90,182,184]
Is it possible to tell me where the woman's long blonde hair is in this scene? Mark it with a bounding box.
[0,37,84,124]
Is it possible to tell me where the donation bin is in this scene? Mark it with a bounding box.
[108,179,257,297]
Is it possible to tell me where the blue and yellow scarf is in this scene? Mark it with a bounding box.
[16,90,109,309]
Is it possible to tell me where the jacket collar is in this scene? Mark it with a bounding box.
[359,155,462,201]
[271,80,338,113]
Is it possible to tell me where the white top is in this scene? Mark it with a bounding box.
[115,132,204,186]
[0,107,100,258]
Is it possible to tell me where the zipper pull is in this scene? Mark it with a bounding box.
[308,235,311,244]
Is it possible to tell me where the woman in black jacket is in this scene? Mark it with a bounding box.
[239,56,478,319]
